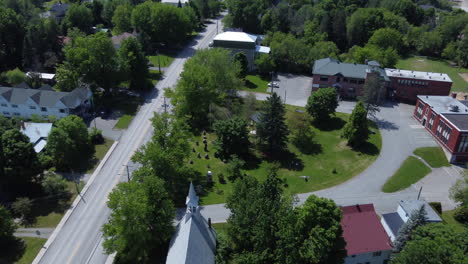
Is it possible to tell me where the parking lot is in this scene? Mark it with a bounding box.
[276,73,313,107]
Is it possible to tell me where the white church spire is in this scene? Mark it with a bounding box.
[186,182,199,211]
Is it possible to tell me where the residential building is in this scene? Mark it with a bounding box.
[341,204,392,264]
[40,2,70,20]
[414,95,468,163]
[311,58,452,102]
[111,32,136,49]
[0,86,92,120]
[212,32,270,71]
[381,200,442,241]
[26,72,56,84]
[166,183,217,264]
[385,69,452,102]
[20,122,53,153]
[162,0,189,6]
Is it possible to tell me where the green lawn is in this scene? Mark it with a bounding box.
[241,75,271,93]
[98,96,143,130]
[192,111,382,205]
[441,209,467,233]
[16,237,47,264]
[149,70,162,86]
[86,138,115,173]
[396,57,468,92]
[413,147,450,168]
[382,156,432,193]
[148,53,176,68]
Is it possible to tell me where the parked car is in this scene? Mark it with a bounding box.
[268,82,280,88]
[98,107,111,119]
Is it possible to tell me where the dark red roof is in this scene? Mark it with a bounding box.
[341,204,392,255]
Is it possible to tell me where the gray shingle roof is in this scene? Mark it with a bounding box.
[382,212,404,236]
[441,113,468,131]
[0,86,89,109]
[312,57,389,81]
[398,200,442,222]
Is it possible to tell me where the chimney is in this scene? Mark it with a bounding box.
[208,217,212,228]
[20,120,25,130]
[356,204,361,212]
[464,95,467,100]
[451,92,457,99]
[365,59,369,65]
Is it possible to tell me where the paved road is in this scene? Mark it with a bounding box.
[200,98,462,222]
[34,15,224,264]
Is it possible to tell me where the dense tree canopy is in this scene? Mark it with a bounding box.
[213,117,250,160]
[63,4,94,33]
[0,206,25,263]
[117,37,149,90]
[0,8,25,71]
[306,87,338,122]
[112,4,133,34]
[167,48,241,129]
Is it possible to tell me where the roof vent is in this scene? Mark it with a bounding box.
[356,204,361,212]
[449,105,459,112]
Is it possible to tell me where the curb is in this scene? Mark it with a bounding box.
[32,141,120,264]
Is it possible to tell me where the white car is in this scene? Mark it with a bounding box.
[268,82,280,88]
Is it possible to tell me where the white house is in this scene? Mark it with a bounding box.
[20,122,53,153]
[341,204,393,264]
[381,200,442,242]
[166,183,217,264]
[161,0,189,6]
[0,86,92,120]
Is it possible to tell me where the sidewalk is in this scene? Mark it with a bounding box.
[15,228,54,239]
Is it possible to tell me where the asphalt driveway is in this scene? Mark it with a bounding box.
[276,73,312,106]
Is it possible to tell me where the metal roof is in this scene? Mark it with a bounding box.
[214,32,257,43]
[20,122,53,153]
[385,68,452,83]
[417,95,468,115]
[255,45,271,53]
[341,204,393,255]
[381,212,404,237]
[441,113,468,131]
[313,58,374,79]
[398,200,442,222]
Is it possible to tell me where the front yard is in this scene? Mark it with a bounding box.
[147,52,176,68]
[190,111,382,205]
[99,95,143,130]
[241,75,271,94]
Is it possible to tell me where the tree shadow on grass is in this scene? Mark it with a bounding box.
[241,151,262,170]
[313,116,346,131]
[352,141,380,156]
[295,141,323,155]
[268,150,304,171]
[245,80,258,89]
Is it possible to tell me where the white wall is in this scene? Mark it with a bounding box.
[0,100,69,119]
[380,218,396,242]
[397,205,409,222]
[344,250,391,264]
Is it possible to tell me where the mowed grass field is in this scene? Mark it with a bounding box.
[413,147,450,168]
[382,156,432,193]
[396,57,468,92]
[16,237,47,264]
[191,111,382,205]
[241,75,271,93]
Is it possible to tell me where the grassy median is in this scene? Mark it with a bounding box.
[382,156,432,193]
[413,147,450,168]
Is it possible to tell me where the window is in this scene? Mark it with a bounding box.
[320,75,329,81]
[1,103,6,107]
[42,115,48,118]
[41,107,47,112]
[348,87,356,92]
[59,109,66,113]
[30,106,36,110]
[2,111,10,115]
[344,78,348,83]
[350,79,357,84]
[436,121,452,144]
[373,251,382,257]
[428,113,435,129]
[12,104,18,108]
[14,112,20,116]
[358,79,365,84]
[458,135,468,153]
[351,255,356,258]
[416,102,425,118]
[337,77,341,82]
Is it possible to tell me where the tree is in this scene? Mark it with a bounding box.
[306,87,338,123]
[60,32,117,91]
[112,4,133,34]
[457,34,468,67]
[234,52,249,78]
[393,205,428,252]
[0,206,25,263]
[4,68,26,86]
[132,113,199,205]
[342,101,369,147]
[1,129,41,198]
[360,73,386,117]
[269,32,312,73]
[368,28,404,52]
[63,4,94,33]
[254,53,275,76]
[41,172,69,198]
[46,115,93,171]
[54,63,79,92]
[257,93,289,154]
[213,117,250,159]
[450,171,468,223]
[416,31,444,56]
[286,111,316,154]
[347,45,399,68]
[391,223,468,264]
[0,8,25,71]
[12,197,34,226]
[117,37,149,90]
[167,48,241,129]
[225,155,245,182]
[102,168,175,263]
[224,0,267,33]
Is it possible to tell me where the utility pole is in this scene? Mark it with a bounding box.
[417,186,423,200]
[157,50,161,73]
[123,165,133,181]
[284,89,287,104]
[163,97,167,113]
[270,71,274,93]
[216,19,218,34]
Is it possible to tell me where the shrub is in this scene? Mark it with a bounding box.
[12,197,35,226]
[89,127,104,144]
[41,172,69,198]
[429,202,442,215]
[453,206,468,224]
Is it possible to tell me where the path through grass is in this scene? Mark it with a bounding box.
[413,147,450,168]
[396,57,468,92]
[382,156,432,193]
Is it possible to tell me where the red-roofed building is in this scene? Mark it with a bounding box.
[341,204,392,264]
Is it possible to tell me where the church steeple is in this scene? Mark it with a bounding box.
[186,182,199,213]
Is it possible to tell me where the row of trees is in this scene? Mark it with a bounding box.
[224,0,468,73]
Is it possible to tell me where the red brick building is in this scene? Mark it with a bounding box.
[385,69,452,102]
[312,58,452,102]
[414,95,468,163]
